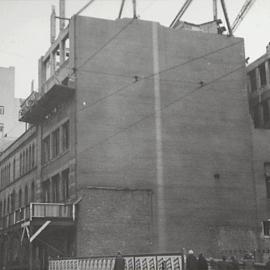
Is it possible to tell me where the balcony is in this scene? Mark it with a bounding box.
[19,83,74,124]
[0,202,75,231]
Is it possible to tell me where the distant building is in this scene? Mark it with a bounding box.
[0,14,261,270]
[0,66,25,142]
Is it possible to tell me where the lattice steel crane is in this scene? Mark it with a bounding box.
[170,0,256,36]
[231,0,256,33]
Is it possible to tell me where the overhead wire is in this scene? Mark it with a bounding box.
[70,18,135,77]
[77,64,244,156]
[76,40,243,114]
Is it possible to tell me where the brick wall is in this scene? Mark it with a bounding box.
[76,187,152,256]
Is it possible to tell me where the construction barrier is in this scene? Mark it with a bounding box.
[49,253,183,270]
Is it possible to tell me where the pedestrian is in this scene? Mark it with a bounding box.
[198,254,208,270]
[186,250,198,270]
[114,251,125,270]
[229,256,239,270]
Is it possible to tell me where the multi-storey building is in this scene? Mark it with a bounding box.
[247,43,270,261]
[0,67,25,140]
[0,12,262,270]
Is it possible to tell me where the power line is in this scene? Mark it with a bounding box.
[71,18,135,76]
[77,40,243,114]
[77,64,244,156]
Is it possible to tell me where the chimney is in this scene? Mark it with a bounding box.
[59,0,65,32]
[50,5,56,44]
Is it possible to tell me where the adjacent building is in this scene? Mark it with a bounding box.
[0,13,263,270]
[247,43,270,261]
[0,67,25,140]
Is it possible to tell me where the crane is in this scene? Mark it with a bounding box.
[169,0,256,36]
[170,0,194,28]
[231,0,256,33]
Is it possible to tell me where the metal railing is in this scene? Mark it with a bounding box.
[49,253,183,270]
[0,202,73,230]
[31,203,72,219]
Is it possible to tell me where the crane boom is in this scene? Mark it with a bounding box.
[170,0,194,28]
[231,0,256,33]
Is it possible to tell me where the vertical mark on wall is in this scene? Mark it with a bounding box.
[152,22,166,250]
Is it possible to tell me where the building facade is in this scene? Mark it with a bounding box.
[0,14,262,270]
[0,67,25,141]
[247,43,270,261]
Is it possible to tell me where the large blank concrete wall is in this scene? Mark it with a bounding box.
[74,16,257,256]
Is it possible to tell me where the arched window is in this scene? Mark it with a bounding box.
[24,185,28,206]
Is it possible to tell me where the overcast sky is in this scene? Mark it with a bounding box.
[0,0,269,98]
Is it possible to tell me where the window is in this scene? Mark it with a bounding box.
[42,135,50,163]
[52,128,60,158]
[20,153,22,175]
[42,180,50,203]
[52,174,60,202]
[3,199,6,216]
[265,163,270,198]
[0,123,4,135]
[13,158,16,181]
[249,70,257,92]
[263,221,270,236]
[63,36,70,61]
[259,63,267,87]
[25,149,29,173]
[22,151,25,174]
[7,196,10,213]
[29,145,32,171]
[0,106,4,115]
[263,101,270,124]
[62,169,69,201]
[32,143,35,168]
[31,182,35,202]
[62,121,70,151]
[24,185,28,206]
[11,190,16,212]
[53,46,60,71]
[18,189,22,207]
[45,57,51,81]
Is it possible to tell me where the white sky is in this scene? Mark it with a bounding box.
[0,0,269,98]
